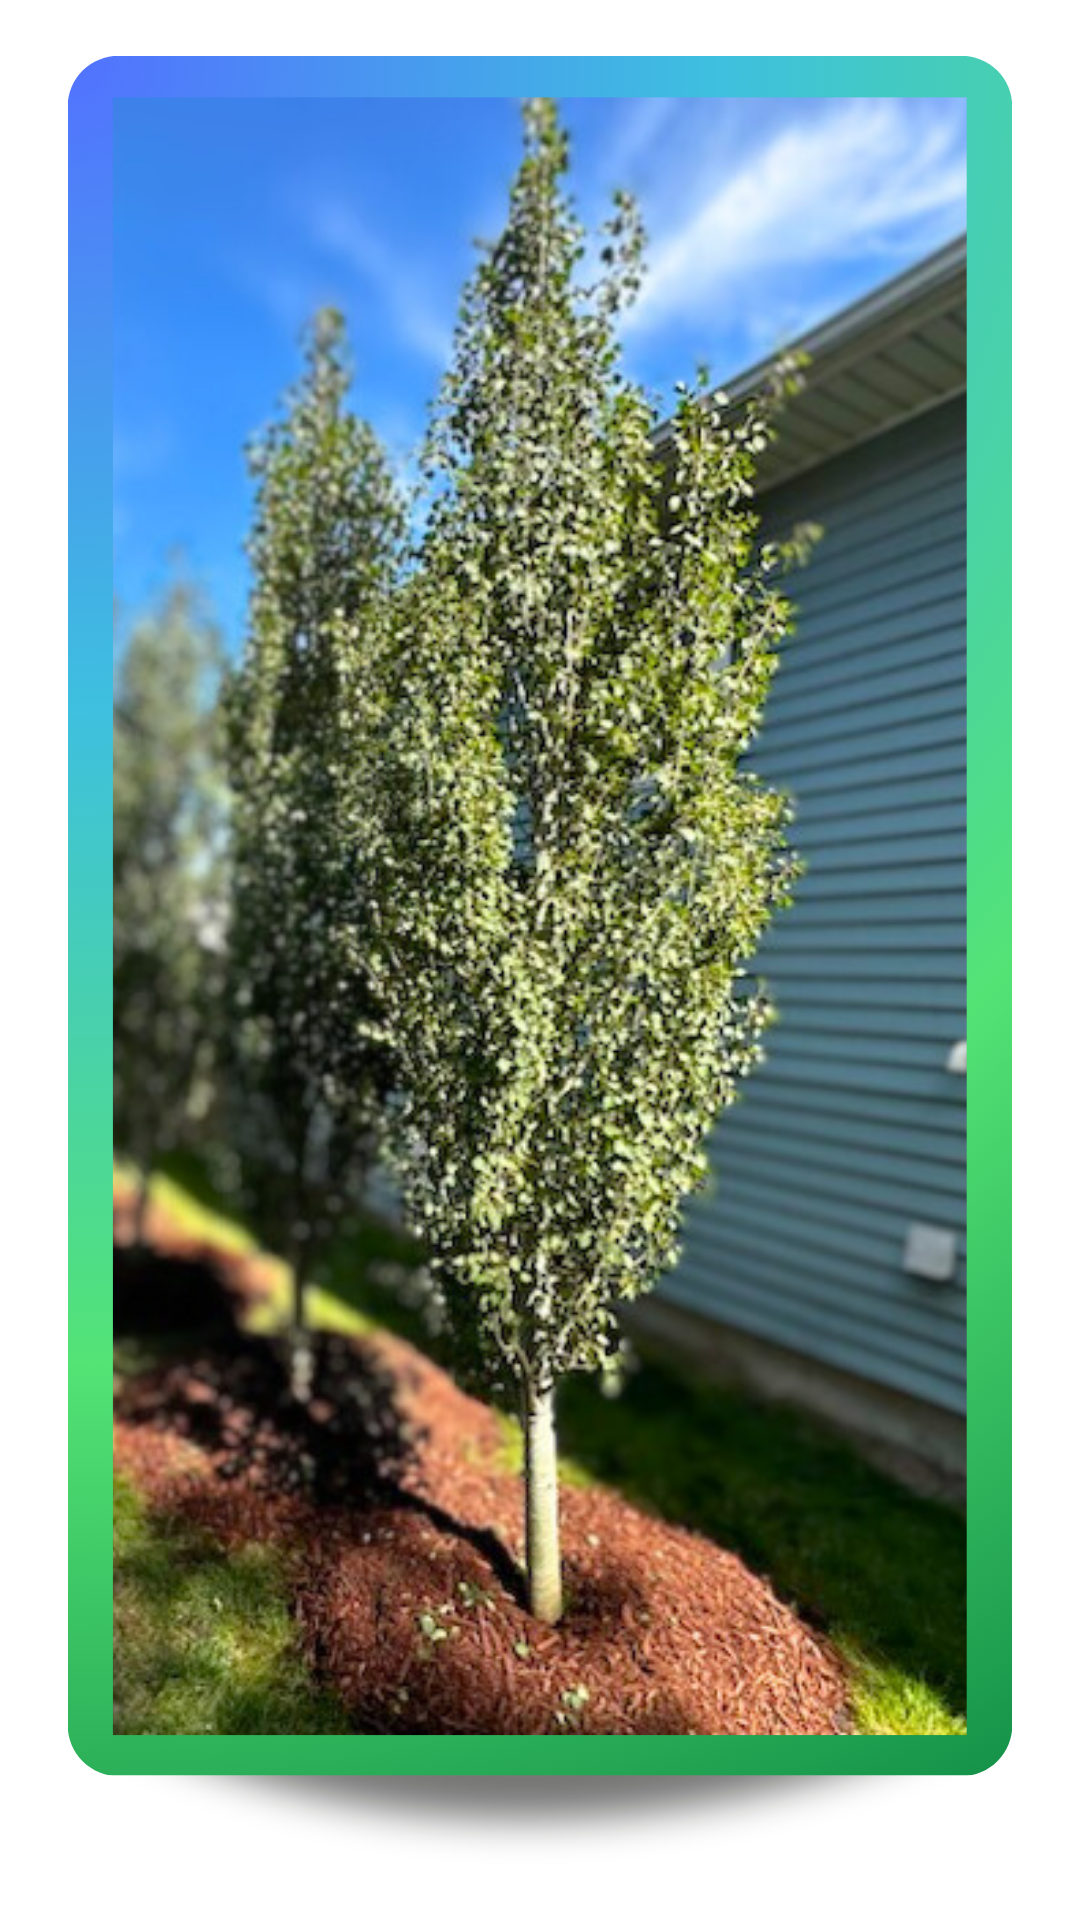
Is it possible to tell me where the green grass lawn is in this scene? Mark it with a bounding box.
[116,1157,966,1736]
[113,1472,349,1734]
[554,1366,965,1735]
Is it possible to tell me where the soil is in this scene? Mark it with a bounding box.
[113,1199,851,1736]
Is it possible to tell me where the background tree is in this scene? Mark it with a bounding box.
[226,308,404,1347]
[354,100,803,1623]
[113,579,227,1239]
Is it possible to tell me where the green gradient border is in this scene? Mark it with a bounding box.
[72,54,1010,1776]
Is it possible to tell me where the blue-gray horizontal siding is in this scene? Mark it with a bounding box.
[665,397,966,1414]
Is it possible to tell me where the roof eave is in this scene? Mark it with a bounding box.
[655,234,968,494]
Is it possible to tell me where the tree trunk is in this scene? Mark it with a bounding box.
[289,1129,310,1335]
[288,1235,315,1402]
[131,1165,152,1250]
[291,1238,307,1334]
[523,1378,562,1624]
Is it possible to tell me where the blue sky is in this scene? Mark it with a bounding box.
[114,94,966,649]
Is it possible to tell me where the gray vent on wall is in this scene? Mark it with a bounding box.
[903,1223,957,1284]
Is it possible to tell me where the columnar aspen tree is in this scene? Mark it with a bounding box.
[227,310,403,1339]
[357,102,801,1622]
[113,582,227,1238]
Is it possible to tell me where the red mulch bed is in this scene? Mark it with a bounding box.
[113,1217,851,1737]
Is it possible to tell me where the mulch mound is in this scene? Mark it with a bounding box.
[113,1230,851,1736]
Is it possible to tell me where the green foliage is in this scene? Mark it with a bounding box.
[352,101,800,1398]
[225,309,406,1284]
[113,580,226,1169]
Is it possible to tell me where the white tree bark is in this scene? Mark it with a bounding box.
[523,1378,562,1624]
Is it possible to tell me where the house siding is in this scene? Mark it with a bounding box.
[665,395,967,1415]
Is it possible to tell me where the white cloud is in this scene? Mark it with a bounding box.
[623,98,966,338]
[306,199,451,366]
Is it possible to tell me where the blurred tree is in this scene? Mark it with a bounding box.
[226,309,404,1357]
[354,101,803,1622]
[113,580,227,1238]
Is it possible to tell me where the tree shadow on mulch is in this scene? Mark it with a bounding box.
[114,1239,523,1603]
[298,1509,702,1735]
[114,1240,245,1341]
